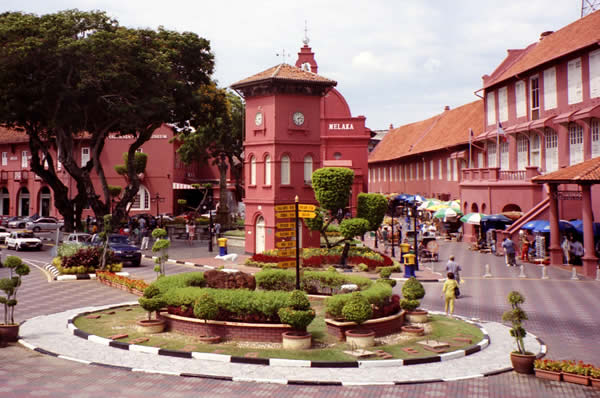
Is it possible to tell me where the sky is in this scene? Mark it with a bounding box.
[4,0,587,130]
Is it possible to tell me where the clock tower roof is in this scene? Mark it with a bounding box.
[231,63,336,97]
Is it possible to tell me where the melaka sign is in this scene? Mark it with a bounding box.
[328,123,354,130]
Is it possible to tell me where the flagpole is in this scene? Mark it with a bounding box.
[468,128,472,168]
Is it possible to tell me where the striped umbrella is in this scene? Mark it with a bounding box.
[460,213,487,225]
[433,207,462,220]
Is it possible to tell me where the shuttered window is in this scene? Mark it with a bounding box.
[486,91,496,126]
[545,128,558,172]
[567,58,583,104]
[515,81,526,118]
[568,123,584,165]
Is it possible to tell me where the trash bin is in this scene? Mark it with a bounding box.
[403,253,416,278]
[399,243,410,254]
[218,237,228,256]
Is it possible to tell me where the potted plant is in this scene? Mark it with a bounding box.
[342,292,375,348]
[278,290,316,349]
[561,360,592,386]
[0,256,30,342]
[590,366,600,388]
[137,285,166,333]
[502,290,536,374]
[193,292,221,344]
[534,359,563,381]
[151,228,170,278]
[400,277,428,323]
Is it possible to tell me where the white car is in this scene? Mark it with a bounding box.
[63,233,92,244]
[0,227,10,243]
[6,231,43,251]
[25,217,64,232]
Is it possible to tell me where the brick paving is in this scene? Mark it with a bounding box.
[1,235,599,397]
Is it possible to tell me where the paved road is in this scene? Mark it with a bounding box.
[1,237,599,397]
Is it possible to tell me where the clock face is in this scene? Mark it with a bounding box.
[254,112,263,126]
[292,112,305,126]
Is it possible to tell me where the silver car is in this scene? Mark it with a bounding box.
[26,217,64,232]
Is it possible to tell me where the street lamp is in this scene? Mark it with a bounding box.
[202,204,213,252]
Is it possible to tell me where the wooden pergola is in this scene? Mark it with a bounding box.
[532,157,600,278]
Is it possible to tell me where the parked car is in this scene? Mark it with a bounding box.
[63,232,92,244]
[0,226,10,243]
[7,216,31,229]
[26,217,64,232]
[91,234,142,267]
[6,230,43,251]
[0,215,11,227]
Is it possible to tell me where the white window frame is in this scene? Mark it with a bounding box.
[264,154,271,185]
[415,163,419,180]
[430,160,434,180]
[21,151,28,169]
[409,164,413,180]
[486,91,496,126]
[530,75,540,118]
[517,135,529,170]
[498,86,508,122]
[500,142,509,171]
[488,142,497,168]
[592,119,600,158]
[1,152,6,166]
[130,185,150,211]
[568,123,584,165]
[281,155,290,185]
[438,159,442,179]
[567,58,583,105]
[543,67,557,110]
[250,156,256,185]
[590,49,600,99]
[81,147,90,167]
[446,158,451,181]
[545,128,558,172]
[452,159,458,181]
[515,80,526,118]
[383,166,387,182]
[303,155,312,184]
[530,134,541,169]
[477,152,484,168]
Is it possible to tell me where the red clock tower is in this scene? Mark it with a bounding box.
[232,63,337,254]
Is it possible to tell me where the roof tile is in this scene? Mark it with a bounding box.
[484,10,600,88]
[532,156,600,183]
[0,126,28,144]
[368,100,484,163]
[231,63,336,88]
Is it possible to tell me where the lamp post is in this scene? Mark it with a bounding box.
[411,202,420,271]
[203,204,213,252]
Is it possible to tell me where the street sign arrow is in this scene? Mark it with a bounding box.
[298,204,316,211]
[276,212,296,219]
[277,248,297,256]
[276,222,295,229]
[277,260,296,268]
[275,240,295,248]
[276,230,296,238]
[298,211,316,219]
[274,204,295,212]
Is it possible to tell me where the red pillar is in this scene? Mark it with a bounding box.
[580,184,598,278]
[547,184,562,265]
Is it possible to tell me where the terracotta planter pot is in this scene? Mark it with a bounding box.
[0,324,20,342]
[510,352,536,374]
[282,331,312,350]
[405,309,428,323]
[401,325,425,336]
[591,377,600,389]
[197,335,221,344]
[562,372,590,386]
[136,319,166,334]
[534,368,562,381]
[345,329,375,348]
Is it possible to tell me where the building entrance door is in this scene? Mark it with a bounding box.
[255,216,265,254]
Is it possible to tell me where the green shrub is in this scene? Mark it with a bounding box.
[325,282,392,319]
[278,307,316,331]
[57,243,83,258]
[255,269,296,291]
[151,272,205,294]
[400,298,420,311]
[379,268,392,279]
[287,290,310,310]
[357,263,368,272]
[193,292,219,321]
[377,278,396,287]
[402,277,425,300]
[255,269,372,293]
[341,292,372,325]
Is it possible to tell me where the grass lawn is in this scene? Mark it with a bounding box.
[74,298,483,362]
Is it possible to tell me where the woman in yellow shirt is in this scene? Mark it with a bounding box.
[442,272,459,317]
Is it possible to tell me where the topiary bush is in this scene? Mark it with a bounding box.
[341,292,372,325]
[287,290,310,310]
[193,292,219,322]
[255,269,372,293]
[325,282,392,319]
[401,277,425,311]
[138,285,166,320]
[278,306,316,331]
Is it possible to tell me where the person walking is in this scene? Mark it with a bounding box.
[187,220,196,246]
[502,237,517,266]
[445,255,462,284]
[140,226,150,250]
[442,272,459,317]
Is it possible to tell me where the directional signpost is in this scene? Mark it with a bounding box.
[274,198,318,289]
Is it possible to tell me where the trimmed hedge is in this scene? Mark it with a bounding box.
[325,282,393,320]
[163,286,292,323]
[255,269,372,293]
[152,272,205,294]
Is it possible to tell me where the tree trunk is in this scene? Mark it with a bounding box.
[339,242,351,268]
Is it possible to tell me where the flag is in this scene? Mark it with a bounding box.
[497,122,507,142]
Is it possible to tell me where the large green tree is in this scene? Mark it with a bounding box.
[174,89,244,227]
[0,10,216,230]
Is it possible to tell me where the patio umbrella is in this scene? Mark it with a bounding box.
[449,200,461,211]
[433,207,462,220]
[460,213,487,225]
[481,214,513,223]
[532,220,577,234]
[418,199,441,210]
[521,220,546,231]
[414,194,426,203]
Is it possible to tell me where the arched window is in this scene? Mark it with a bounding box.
[303,155,313,184]
[264,154,271,185]
[250,156,256,185]
[281,155,290,185]
[130,185,150,211]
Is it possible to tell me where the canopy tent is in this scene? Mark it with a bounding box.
[460,212,487,225]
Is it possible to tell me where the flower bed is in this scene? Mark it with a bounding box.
[325,311,405,340]
[246,247,393,270]
[534,359,600,387]
[96,271,148,296]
